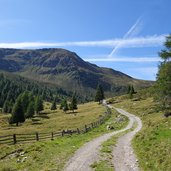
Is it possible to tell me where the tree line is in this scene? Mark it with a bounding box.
[8,92,44,126]
[5,90,79,126]
[0,73,71,113]
[156,34,171,110]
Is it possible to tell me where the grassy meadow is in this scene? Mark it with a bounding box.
[0,102,127,171]
[0,102,105,136]
[109,94,171,171]
[1,91,170,171]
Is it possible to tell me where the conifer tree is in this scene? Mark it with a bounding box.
[21,91,30,114]
[127,85,135,99]
[35,96,44,114]
[51,97,57,110]
[62,99,68,113]
[60,99,65,109]
[129,85,135,99]
[10,95,25,126]
[69,94,78,112]
[95,84,104,104]
[2,100,9,113]
[156,34,171,109]
[127,85,131,94]
[26,102,35,118]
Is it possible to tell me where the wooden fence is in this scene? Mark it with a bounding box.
[0,106,111,145]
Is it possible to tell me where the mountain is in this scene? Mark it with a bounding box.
[0,48,153,99]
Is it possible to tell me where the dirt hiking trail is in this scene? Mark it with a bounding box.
[64,106,142,171]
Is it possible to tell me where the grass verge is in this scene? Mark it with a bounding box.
[112,96,171,171]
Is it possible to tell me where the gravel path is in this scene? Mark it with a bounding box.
[112,108,142,171]
[64,106,142,171]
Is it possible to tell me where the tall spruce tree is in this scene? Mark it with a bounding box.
[127,85,131,94]
[127,85,135,99]
[51,97,57,110]
[35,96,44,114]
[2,100,9,113]
[62,99,68,113]
[95,84,104,104]
[10,95,25,126]
[25,102,35,118]
[69,94,78,112]
[156,35,171,109]
[21,91,30,114]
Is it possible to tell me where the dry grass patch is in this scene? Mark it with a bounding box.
[0,102,105,136]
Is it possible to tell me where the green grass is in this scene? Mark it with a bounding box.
[0,103,124,171]
[110,96,171,171]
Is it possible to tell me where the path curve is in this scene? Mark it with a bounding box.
[64,106,142,171]
[112,108,142,171]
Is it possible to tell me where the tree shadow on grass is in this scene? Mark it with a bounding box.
[34,114,50,119]
[66,111,78,115]
[38,115,50,119]
[31,122,42,125]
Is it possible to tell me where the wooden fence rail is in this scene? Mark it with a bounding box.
[0,106,111,145]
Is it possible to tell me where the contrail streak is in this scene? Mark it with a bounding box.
[108,16,143,58]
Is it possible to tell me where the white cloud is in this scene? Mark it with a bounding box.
[85,56,161,63]
[0,35,166,49]
[108,16,143,57]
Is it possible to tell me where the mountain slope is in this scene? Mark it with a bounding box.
[0,48,153,98]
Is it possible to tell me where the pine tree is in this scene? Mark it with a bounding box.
[127,85,131,94]
[21,91,30,114]
[2,100,9,113]
[60,99,65,109]
[69,94,78,112]
[51,97,57,110]
[25,102,35,118]
[35,96,44,114]
[127,85,135,99]
[95,84,104,104]
[159,35,171,61]
[10,95,25,126]
[62,99,68,113]
[156,34,171,109]
[129,85,135,99]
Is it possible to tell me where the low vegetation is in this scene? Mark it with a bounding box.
[109,93,171,171]
[0,102,125,171]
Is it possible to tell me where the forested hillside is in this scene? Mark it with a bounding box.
[0,72,74,112]
[0,48,153,98]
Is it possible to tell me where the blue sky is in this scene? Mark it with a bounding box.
[0,0,171,80]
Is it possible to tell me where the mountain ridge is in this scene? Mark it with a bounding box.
[0,48,153,98]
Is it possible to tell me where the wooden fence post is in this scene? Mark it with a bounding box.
[13,134,16,144]
[36,132,39,141]
[51,132,54,140]
[70,130,72,135]
[77,128,80,134]
[62,130,64,136]
[85,125,87,132]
